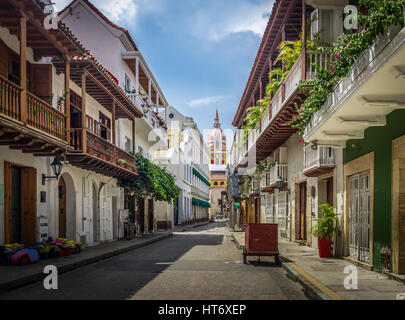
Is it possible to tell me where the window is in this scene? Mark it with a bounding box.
[99,112,111,141]
[220,182,224,186]
[125,137,133,153]
[169,113,175,119]
[125,74,132,93]
[215,159,219,165]
[214,182,218,186]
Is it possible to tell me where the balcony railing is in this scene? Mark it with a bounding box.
[0,75,21,121]
[28,92,67,141]
[69,127,136,172]
[251,179,260,194]
[86,115,111,142]
[303,145,335,172]
[0,74,67,142]
[235,51,333,164]
[259,163,288,189]
[269,164,288,186]
[127,93,166,130]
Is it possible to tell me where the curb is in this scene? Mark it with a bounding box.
[279,256,343,300]
[191,221,211,228]
[0,232,172,294]
[231,233,244,249]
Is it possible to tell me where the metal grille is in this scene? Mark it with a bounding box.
[277,191,288,231]
[265,193,274,223]
[349,172,370,263]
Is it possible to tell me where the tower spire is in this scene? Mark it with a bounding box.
[214,108,220,128]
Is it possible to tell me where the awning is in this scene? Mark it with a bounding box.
[192,168,211,187]
[192,198,211,208]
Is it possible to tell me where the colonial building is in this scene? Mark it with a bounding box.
[208,109,227,218]
[229,0,405,276]
[59,0,171,234]
[0,0,141,246]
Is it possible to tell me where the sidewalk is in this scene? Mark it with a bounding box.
[0,231,172,294]
[231,231,405,300]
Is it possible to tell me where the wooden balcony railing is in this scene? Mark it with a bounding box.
[28,92,67,141]
[86,115,111,142]
[0,74,21,121]
[0,74,68,142]
[69,127,136,172]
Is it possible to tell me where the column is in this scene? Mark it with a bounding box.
[112,100,116,162]
[281,24,286,101]
[135,56,139,95]
[20,16,27,124]
[302,0,307,80]
[65,58,71,142]
[156,93,160,113]
[132,117,136,166]
[148,79,152,106]
[81,72,87,152]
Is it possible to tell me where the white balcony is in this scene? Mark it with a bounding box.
[260,163,288,190]
[304,24,405,146]
[303,145,335,177]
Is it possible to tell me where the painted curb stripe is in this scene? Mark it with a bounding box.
[288,262,344,300]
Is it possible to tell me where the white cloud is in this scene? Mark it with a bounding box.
[54,0,138,24]
[189,1,271,41]
[187,96,226,108]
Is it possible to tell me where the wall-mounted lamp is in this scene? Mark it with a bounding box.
[311,142,318,151]
[276,177,284,190]
[42,157,63,185]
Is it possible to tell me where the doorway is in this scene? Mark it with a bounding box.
[174,197,179,226]
[148,199,154,232]
[4,162,37,246]
[327,178,334,206]
[296,182,307,241]
[58,176,67,238]
[254,197,260,223]
[92,183,99,242]
[349,172,370,263]
[138,198,145,233]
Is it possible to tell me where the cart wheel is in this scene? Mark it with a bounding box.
[243,247,247,264]
[275,254,280,265]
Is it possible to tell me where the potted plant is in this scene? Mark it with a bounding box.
[311,203,341,258]
[117,159,126,167]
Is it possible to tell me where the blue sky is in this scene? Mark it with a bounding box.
[54,0,273,149]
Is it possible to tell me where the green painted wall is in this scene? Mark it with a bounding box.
[344,109,405,270]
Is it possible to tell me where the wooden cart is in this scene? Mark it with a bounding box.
[243,223,280,265]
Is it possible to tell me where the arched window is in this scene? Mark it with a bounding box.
[220,182,224,186]
[214,182,218,186]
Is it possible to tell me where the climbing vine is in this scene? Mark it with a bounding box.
[290,0,405,134]
[237,22,320,147]
[118,153,179,205]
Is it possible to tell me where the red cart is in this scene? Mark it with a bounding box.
[243,223,280,265]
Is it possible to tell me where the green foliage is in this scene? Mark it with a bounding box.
[238,29,321,145]
[118,153,179,206]
[291,0,405,134]
[311,203,341,239]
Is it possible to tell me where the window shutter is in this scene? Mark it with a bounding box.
[0,40,8,78]
[277,191,288,230]
[30,64,52,100]
[266,193,274,223]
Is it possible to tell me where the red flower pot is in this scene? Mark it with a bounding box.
[318,236,332,258]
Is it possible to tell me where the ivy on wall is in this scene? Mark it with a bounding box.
[290,0,405,134]
[118,153,179,205]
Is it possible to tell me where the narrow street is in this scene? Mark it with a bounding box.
[0,222,307,300]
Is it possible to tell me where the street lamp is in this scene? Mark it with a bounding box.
[42,157,63,185]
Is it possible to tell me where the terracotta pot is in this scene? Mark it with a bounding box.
[318,236,332,258]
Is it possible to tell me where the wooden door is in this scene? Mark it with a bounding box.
[298,182,307,240]
[58,177,67,238]
[148,199,154,232]
[21,167,37,246]
[0,39,8,78]
[138,198,145,233]
[254,197,260,223]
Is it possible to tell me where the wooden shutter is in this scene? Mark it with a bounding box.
[21,167,37,246]
[0,40,8,78]
[30,64,52,99]
[277,191,288,230]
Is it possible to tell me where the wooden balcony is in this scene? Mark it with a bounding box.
[237,51,333,167]
[303,145,335,177]
[0,74,70,156]
[67,122,137,179]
